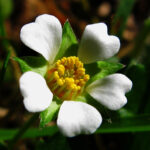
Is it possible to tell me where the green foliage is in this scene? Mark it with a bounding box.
[13,56,48,76]
[0,126,58,141]
[97,60,124,75]
[55,21,78,61]
[1,114,150,141]
[96,114,150,133]
[87,61,124,85]
[40,97,62,127]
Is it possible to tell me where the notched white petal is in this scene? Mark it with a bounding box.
[19,71,53,112]
[20,14,62,63]
[78,23,120,64]
[86,73,132,110]
[57,101,102,137]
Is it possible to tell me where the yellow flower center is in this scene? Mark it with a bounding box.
[46,56,90,100]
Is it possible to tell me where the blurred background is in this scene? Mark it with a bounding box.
[0,0,150,149]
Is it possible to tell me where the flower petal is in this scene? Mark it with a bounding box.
[20,14,62,63]
[86,73,132,110]
[57,101,102,137]
[19,71,53,112]
[78,23,120,64]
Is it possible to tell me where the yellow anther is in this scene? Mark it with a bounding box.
[67,57,70,63]
[54,71,59,79]
[75,79,79,84]
[56,60,61,66]
[75,56,79,60]
[57,79,64,86]
[79,79,85,86]
[70,58,75,68]
[57,64,65,76]
[67,58,71,68]
[65,77,74,85]
[62,57,66,61]
[69,84,77,91]
[77,86,81,91]
[73,57,76,63]
[60,57,67,64]
[58,64,65,69]
[69,84,75,89]
[76,68,85,76]
[84,74,90,81]
[58,59,61,63]
[79,68,85,72]
[76,61,83,68]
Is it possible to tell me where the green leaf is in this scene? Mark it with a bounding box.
[13,56,48,77]
[55,21,78,61]
[1,114,150,140]
[96,114,150,133]
[97,60,124,72]
[87,61,124,85]
[40,97,62,127]
[0,126,58,141]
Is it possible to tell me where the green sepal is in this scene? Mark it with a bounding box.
[87,61,124,85]
[97,60,124,75]
[13,56,48,77]
[40,96,62,128]
[55,20,78,61]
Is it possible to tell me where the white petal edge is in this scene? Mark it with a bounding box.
[86,73,132,110]
[78,23,120,64]
[57,101,102,137]
[20,14,62,64]
[19,71,53,112]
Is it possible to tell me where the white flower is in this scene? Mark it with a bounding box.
[19,14,132,137]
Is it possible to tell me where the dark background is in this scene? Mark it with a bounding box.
[0,0,150,149]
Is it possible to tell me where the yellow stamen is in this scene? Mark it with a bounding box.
[54,71,59,80]
[57,64,65,76]
[46,56,90,100]
[84,74,90,81]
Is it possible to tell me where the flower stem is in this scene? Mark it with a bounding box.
[8,113,39,150]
